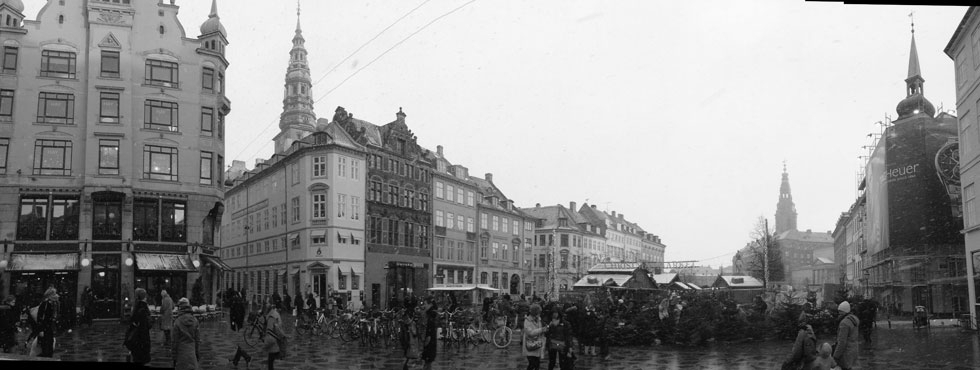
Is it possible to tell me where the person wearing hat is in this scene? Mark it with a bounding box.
[523,303,549,370]
[35,287,59,357]
[160,290,174,344]
[172,297,201,370]
[833,300,860,370]
[126,288,152,364]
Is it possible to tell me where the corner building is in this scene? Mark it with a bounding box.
[335,107,433,310]
[0,0,231,318]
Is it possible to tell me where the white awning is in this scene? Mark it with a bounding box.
[134,253,196,271]
[8,253,79,271]
[349,264,364,275]
[310,230,326,238]
[289,233,300,241]
[428,286,477,291]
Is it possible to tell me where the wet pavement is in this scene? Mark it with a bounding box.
[6,314,980,369]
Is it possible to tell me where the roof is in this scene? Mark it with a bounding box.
[652,273,678,285]
[715,275,764,288]
[588,262,645,274]
[680,275,718,289]
[815,257,834,265]
[573,274,632,288]
[945,7,978,57]
[521,205,582,231]
[776,229,834,243]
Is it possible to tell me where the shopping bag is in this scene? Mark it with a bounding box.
[28,337,39,357]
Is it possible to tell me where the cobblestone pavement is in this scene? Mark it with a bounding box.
[6,315,980,369]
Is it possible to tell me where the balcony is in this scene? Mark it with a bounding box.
[435,226,447,236]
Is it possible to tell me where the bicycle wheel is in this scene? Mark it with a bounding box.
[327,320,343,339]
[492,327,512,349]
[294,316,310,336]
[340,322,357,342]
[243,324,263,348]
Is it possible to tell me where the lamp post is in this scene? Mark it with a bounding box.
[244,225,250,295]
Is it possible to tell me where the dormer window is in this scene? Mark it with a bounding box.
[558,218,569,227]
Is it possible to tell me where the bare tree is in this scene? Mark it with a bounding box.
[741,216,784,288]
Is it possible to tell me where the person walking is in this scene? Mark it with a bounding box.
[272,290,282,311]
[229,290,244,332]
[262,302,285,370]
[400,302,419,370]
[833,301,860,370]
[0,296,17,353]
[546,308,574,370]
[160,290,175,344]
[80,286,95,326]
[781,324,817,370]
[420,297,438,370]
[172,298,201,370]
[126,288,152,364]
[523,304,549,370]
[36,287,59,358]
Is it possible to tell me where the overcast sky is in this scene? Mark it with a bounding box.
[22,1,969,268]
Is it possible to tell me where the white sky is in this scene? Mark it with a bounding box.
[21,1,970,268]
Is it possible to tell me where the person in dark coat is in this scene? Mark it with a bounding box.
[420,298,438,370]
[127,288,152,364]
[545,308,575,370]
[782,324,817,369]
[293,294,304,317]
[80,286,95,326]
[0,296,17,353]
[36,287,59,358]
[833,301,860,370]
[272,291,283,311]
[172,298,201,370]
[160,290,175,344]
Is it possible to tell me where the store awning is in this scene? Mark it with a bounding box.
[7,253,79,271]
[200,255,233,272]
[350,264,364,275]
[310,230,326,238]
[428,286,478,291]
[134,253,196,271]
[476,285,500,292]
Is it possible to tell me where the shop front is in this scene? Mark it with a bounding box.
[89,254,122,319]
[133,253,196,305]
[6,253,79,309]
[199,253,233,305]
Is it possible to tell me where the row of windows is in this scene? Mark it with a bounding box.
[434,238,475,262]
[17,195,185,243]
[367,216,430,249]
[311,193,361,220]
[0,138,222,183]
[434,211,475,233]
[479,240,521,263]
[435,181,475,207]
[367,153,429,182]
[312,155,360,179]
[532,252,591,271]
[480,213,522,236]
[368,178,430,211]
[0,89,225,137]
[0,47,225,94]
[225,269,359,298]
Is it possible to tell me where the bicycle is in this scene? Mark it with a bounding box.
[490,314,513,348]
[242,312,266,348]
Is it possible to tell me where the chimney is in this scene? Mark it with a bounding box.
[591,205,597,209]
[437,145,443,156]
[396,107,406,122]
[536,203,541,208]
[485,173,493,182]
[570,201,576,211]
[619,214,624,220]
[612,211,617,218]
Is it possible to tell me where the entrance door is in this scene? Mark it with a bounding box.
[91,255,121,318]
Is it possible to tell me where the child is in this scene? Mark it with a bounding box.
[810,342,838,370]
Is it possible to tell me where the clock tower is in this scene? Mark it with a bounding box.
[273,1,316,154]
[775,163,798,234]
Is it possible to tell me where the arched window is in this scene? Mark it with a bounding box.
[58,15,64,24]
[159,25,165,34]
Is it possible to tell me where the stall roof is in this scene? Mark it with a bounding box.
[8,253,79,271]
[134,253,196,271]
[200,255,232,272]
[574,274,631,288]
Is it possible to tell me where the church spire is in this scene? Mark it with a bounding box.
[895,15,935,119]
[775,163,798,234]
[273,0,317,154]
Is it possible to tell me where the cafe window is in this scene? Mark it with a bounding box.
[17,194,80,241]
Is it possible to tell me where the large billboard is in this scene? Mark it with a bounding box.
[865,137,889,256]
[884,116,962,250]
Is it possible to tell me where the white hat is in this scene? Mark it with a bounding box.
[838,301,851,314]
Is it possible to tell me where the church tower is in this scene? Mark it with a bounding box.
[273,1,317,153]
[775,163,798,234]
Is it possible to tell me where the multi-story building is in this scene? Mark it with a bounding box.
[471,173,530,297]
[861,30,965,315]
[946,6,980,324]
[832,194,867,296]
[335,107,433,309]
[523,203,589,297]
[0,0,230,318]
[575,203,608,274]
[430,145,479,303]
[220,6,366,310]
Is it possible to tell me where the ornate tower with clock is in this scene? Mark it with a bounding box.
[775,163,798,234]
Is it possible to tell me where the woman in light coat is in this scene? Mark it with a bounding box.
[523,304,548,370]
[172,298,201,370]
[262,302,285,370]
[160,290,174,343]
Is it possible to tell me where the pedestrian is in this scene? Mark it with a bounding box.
[160,289,175,344]
[172,298,201,370]
[36,287,59,358]
[400,307,419,370]
[230,291,245,331]
[0,296,17,353]
[810,342,838,370]
[857,300,873,344]
[546,307,575,370]
[781,324,817,370]
[420,297,438,370]
[580,305,598,356]
[80,286,95,326]
[293,293,304,317]
[523,303,548,370]
[833,301,860,370]
[126,288,152,364]
[262,302,285,370]
[272,290,282,311]
[283,292,292,313]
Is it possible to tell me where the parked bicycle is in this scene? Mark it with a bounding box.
[242,312,266,348]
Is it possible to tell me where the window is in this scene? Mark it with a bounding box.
[967,183,977,227]
[369,179,382,202]
[492,242,498,259]
[561,234,569,247]
[560,251,569,269]
[202,67,215,92]
[446,185,454,202]
[447,212,455,229]
[312,233,326,245]
[99,92,120,123]
[98,139,119,175]
[33,139,72,176]
[337,194,347,218]
[481,213,488,229]
[201,107,214,136]
[0,89,13,120]
[436,182,444,199]
[133,198,186,242]
[502,242,508,260]
[217,155,224,186]
[0,138,7,174]
[513,220,520,235]
[436,238,444,259]
[352,160,359,180]
[37,92,75,124]
[100,50,120,78]
[502,218,509,234]
[435,210,444,227]
[144,59,179,87]
[493,216,499,231]
[292,197,300,222]
[420,191,429,211]
[467,191,474,207]
[387,183,399,205]
[144,100,178,131]
[338,157,347,178]
[313,193,327,219]
[17,195,80,241]
[467,217,474,233]
[352,196,360,220]
[457,189,464,204]
[313,156,326,177]
[40,50,76,78]
[200,151,213,185]
[272,206,278,227]
[457,215,464,232]
[2,46,17,73]
[142,145,178,181]
[217,114,225,140]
